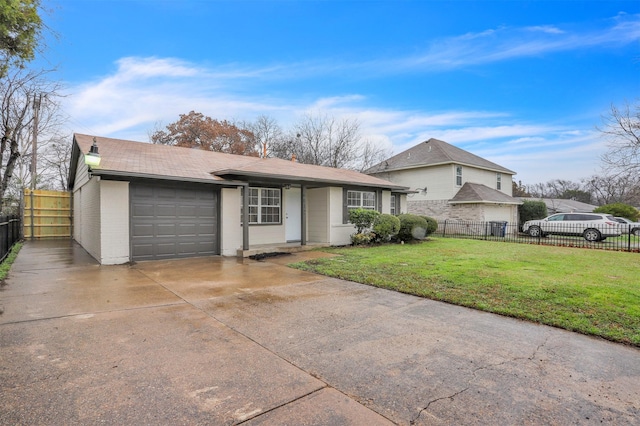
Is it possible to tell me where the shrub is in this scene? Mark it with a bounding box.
[420,216,438,235]
[372,214,401,242]
[348,208,380,233]
[519,200,548,224]
[594,203,640,222]
[351,232,375,246]
[397,214,429,242]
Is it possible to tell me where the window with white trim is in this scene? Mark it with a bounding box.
[455,165,463,186]
[347,190,376,210]
[390,194,397,215]
[245,187,281,224]
[496,173,502,190]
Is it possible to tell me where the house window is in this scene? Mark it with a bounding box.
[245,187,281,224]
[496,173,502,190]
[390,193,401,215]
[455,165,463,186]
[347,190,376,210]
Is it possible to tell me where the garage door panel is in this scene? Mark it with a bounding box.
[130,183,219,261]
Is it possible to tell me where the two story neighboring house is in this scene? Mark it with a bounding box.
[366,138,522,224]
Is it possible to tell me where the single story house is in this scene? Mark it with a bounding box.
[519,198,598,215]
[69,134,409,264]
[366,138,522,224]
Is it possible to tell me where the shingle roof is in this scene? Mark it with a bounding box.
[365,138,516,175]
[449,183,523,205]
[71,134,407,190]
[520,198,597,213]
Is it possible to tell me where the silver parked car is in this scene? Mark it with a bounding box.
[522,213,621,242]
[613,217,640,236]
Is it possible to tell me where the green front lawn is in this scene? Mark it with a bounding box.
[291,239,640,346]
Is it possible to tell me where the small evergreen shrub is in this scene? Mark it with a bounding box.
[420,216,438,235]
[397,214,429,242]
[519,200,548,224]
[351,232,375,245]
[348,208,380,234]
[372,214,401,242]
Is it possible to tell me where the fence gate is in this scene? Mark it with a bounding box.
[23,189,72,239]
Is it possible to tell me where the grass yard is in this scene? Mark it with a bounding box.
[291,238,640,346]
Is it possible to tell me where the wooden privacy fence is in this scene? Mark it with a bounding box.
[23,189,72,239]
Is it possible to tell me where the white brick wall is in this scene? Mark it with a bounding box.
[99,181,130,264]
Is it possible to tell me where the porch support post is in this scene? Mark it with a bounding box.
[301,185,307,246]
[242,185,249,250]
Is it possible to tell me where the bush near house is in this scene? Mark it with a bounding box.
[420,216,438,235]
[397,214,429,242]
[519,200,548,224]
[372,214,401,242]
[349,208,380,233]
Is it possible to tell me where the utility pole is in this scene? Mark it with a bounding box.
[31,93,42,190]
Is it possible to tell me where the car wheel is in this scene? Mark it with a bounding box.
[632,228,640,237]
[583,228,602,242]
[528,226,542,237]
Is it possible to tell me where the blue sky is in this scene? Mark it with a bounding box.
[37,0,640,184]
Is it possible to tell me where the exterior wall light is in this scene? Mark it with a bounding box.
[84,137,101,167]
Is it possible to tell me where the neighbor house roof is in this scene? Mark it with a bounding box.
[70,134,408,191]
[365,138,516,175]
[519,197,597,213]
[449,183,523,205]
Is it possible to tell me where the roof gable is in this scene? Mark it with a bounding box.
[365,138,516,175]
[449,182,522,205]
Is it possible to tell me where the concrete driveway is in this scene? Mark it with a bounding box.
[1,241,639,425]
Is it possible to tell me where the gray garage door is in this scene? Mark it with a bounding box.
[130,182,219,261]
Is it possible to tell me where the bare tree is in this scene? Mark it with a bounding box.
[242,115,284,158]
[598,100,640,176]
[274,113,388,171]
[0,67,64,204]
[582,173,640,206]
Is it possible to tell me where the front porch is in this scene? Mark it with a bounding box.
[237,242,331,258]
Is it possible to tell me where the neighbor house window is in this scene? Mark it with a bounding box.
[496,173,502,190]
[244,187,281,224]
[455,165,463,186]
[347,190,376,210]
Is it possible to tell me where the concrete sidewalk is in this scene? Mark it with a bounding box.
[1,241,639,425]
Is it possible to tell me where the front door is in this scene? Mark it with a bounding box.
[285,187,301,242]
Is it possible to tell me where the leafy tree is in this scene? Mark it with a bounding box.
[0,0,43,77]
[149,111,259,156]
[512,180,530,197]
[598,100,640,177]
[594,203,639,222]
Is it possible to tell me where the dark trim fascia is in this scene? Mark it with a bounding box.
[91,169,247,187]
[214,170,408,191]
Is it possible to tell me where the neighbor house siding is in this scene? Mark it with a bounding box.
[307,187,329,243]
[99,180,130,264]
[381,190,391,214]
[220,187,243,256]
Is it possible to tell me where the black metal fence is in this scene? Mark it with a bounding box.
[0,215,22,262]
[437,220,640,253]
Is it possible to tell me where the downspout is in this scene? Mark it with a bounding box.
[301,185,307,246]
[242,184,249,250]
